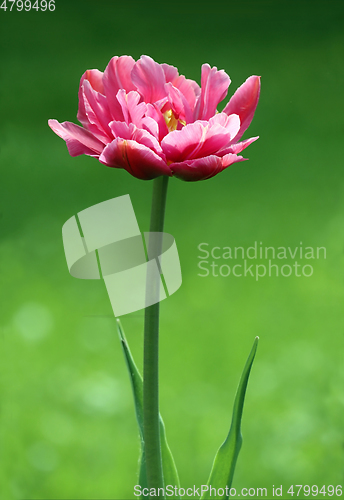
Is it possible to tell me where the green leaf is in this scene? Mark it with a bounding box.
[116,319,181,499]
[201,337,259,500]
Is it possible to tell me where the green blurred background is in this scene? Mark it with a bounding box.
[1,0,344,498]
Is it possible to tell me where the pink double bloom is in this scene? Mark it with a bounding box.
[49,55,260,181]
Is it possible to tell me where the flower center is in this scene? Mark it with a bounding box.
[163,109,186,132]
[163,109,179,132]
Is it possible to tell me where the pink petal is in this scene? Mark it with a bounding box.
[153,96,169,112]
[222,75,261,141]
[141,116,159,140]
[161,121,232,162]
[103,56,136,120]
[162,64,200,112]
[170,153,245,182]
[222,152,246,167]
[78,80,113,143]
[197,123,235,158]
[109,121,163,156]
[161,122,204,162]
[77,69,105,127]
[219,136,259,155]
[132,128,164,156]
[161,63,179,84]
[131,55,167,103]
[174,76,200,113]
[194,64,231,120]
[146,103,169,142]
[165,82,193,124]
[109,121,134,140]
[48,119,104,157]
[116,89,147,127]
[209,112,241,141]
[99,138,172,180]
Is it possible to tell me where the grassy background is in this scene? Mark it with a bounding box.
[1,0,344,498]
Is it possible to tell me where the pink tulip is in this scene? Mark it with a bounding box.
[49,55,260,181]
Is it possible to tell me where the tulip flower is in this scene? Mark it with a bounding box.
[51,55,261,499]
[49,55,260,181]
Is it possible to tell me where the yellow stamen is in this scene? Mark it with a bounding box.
[163,109,185,132]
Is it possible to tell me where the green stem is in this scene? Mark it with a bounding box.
[143,175,169,498]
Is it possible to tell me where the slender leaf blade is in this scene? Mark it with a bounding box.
[201,337,259,500]
[116,319,180,498]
